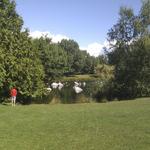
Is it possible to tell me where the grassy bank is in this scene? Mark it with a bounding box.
[61,74,99,81]
[0,98,150,150]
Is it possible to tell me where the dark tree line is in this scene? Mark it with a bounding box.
[32,38,98,82]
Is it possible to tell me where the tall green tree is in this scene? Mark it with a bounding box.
[0,0,45,102]
[107,3,150,99]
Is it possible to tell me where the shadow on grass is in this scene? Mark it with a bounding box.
[1,102,11,106]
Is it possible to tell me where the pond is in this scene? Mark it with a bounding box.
[44,80,110,104]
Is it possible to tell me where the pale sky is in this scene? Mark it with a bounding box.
[16,0,142,56]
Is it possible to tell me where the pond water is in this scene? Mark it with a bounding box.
[44,80,108,103]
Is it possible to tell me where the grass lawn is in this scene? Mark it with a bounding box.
[0,98,150,150]
[61,74,98,81]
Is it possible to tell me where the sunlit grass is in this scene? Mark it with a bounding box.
[0,98,150,150]
[61,74,98,81]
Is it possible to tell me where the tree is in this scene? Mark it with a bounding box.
[0,0,45,102]
[59,39,97,74]
[33,37,69,81]
[59,39,79,74]
[107,7,140,46]
[107,3,150,99]
[140,0,150,34]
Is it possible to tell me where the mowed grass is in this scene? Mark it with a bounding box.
[61,74,98,81]
[0,98,150,150]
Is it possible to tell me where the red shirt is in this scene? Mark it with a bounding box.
[10,88,17,96]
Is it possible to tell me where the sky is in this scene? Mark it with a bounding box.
[15,0,142,56]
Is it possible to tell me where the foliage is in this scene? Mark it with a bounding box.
[59,39,97,75]
[0,0,45,102]
[140,0,150,34]
[0,0,102,103]
[94,64,114,80]
[107,1,150,99]
[32,37,69,81]
[2,0,149,102]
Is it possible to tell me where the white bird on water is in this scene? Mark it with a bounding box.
[58,82,64,90]
[46,87,52,92]
[51,82,58,89]
[73,86,83,94]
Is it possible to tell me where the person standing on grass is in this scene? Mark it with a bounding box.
[10,87,17,106]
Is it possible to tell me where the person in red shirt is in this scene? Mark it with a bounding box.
[10,87,17,106]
